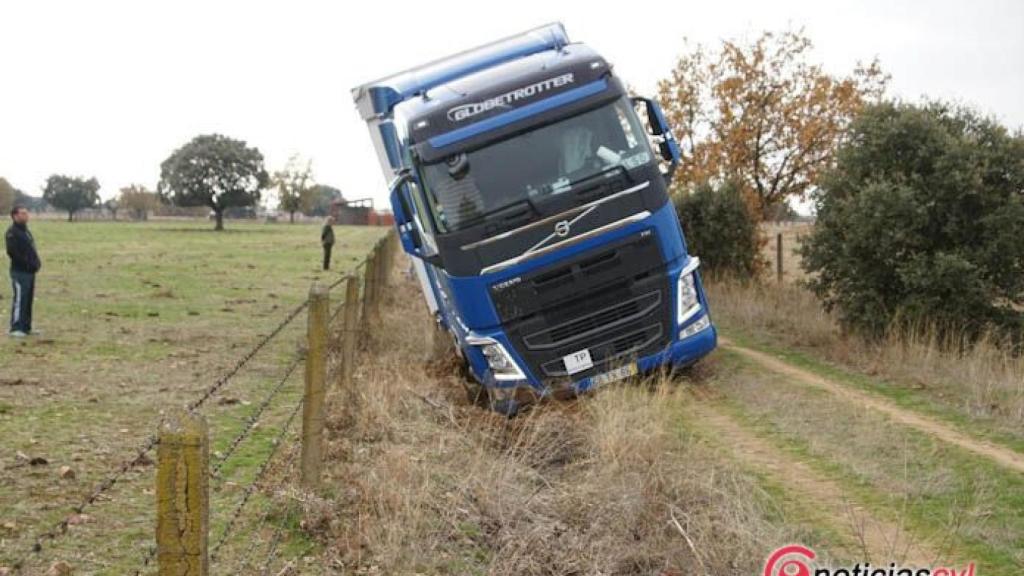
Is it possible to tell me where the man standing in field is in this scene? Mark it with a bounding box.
[321,215,335,270]
[6,206,41,337]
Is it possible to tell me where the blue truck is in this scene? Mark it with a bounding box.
[352,23,716,414]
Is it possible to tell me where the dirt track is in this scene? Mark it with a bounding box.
[682,394,938,566]
[719,338,1024,475]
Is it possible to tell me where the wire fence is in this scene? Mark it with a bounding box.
[4,230,398,575]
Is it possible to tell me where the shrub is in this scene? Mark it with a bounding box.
[800,101,1024,340]
[674,179,763,278]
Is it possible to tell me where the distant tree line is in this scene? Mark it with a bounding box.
[2,135,344,229]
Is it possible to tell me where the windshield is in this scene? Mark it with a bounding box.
[419,97,653,233]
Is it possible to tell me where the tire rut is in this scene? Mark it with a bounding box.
[720,338,1024,475]
[683,394,939,566]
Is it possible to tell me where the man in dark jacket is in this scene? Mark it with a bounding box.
[6,205,41,337]
[321,216,335,271]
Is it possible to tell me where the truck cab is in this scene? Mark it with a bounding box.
[352,23,716,413]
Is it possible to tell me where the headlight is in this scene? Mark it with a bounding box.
[467,335,526,381]
[679,314,711,339]
[677,257,702,325]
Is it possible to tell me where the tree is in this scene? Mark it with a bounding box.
[307,184,343,217]
[119,184,162,220]
[104,198,120,220]
[658,30,888,217]
[272,155,315,223]
[674,179,763,278]
[158,134,269,230]
[13,188,47,211]
[42,175,100,221]
[800,101,1024,340]
[0,177,15,215]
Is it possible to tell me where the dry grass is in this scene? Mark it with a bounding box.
[708,279,1024,433]
[308,270,784,575]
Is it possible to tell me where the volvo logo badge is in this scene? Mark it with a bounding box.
[554,220,571,237]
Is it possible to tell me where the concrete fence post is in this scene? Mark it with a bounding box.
[776,233,784,284]
[156,411,209,576]
[384,231,396,282]
[362,252,377,328]
[301,283,329,490]
[340,275,360,388]
[375,239,388,301]
[378,238,389,288]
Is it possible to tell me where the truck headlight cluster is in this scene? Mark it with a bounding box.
[467,335,526,381]
[677,257,702,325]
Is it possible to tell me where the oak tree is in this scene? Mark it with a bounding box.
[43,175,100,221]
[658,30,887,216]
[159,134,269,230]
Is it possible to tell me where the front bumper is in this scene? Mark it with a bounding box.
[480,312,717,398]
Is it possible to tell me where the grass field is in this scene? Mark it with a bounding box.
[0,220,385,574]
[4,219,1022,575]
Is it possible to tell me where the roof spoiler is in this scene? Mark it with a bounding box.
[351,22,569,122]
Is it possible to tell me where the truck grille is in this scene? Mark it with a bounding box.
[523,291,661,350]
[540,323,663,377]
[491,230,672,384]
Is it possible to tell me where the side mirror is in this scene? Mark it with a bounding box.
[632,96,681,184]
[388,170,423,257]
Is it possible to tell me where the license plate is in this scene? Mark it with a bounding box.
[563,349,593,375]
[591,364,638,387]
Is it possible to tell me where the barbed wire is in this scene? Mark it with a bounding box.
[227,442,301,574]
[210,354,303,478]
[258,526,287,575]
[130,543,158,576]
[9,433,159,573]
[9,245,387,573]
[210,396,304,562]
[185,298,309,414]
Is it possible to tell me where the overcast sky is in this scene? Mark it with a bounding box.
[1,0,1021,208]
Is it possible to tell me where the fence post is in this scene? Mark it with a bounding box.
[156,411,209,576]
[776,232,784,284]
[378,237,390,288]
[362,252,377,328]
[340,275,360,388]
[301,283,328,490]
[376,240,387,295]
[385,231,396,281]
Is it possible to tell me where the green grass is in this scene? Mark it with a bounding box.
[0,219,384,573]
[721,328,1024,455]
[710,349,1024,575]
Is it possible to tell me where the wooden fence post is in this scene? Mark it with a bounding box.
[776,232,784,284]
[340,275,360,388]
[301,283,328,490]
[157,411,209,576]
[362,252,377,328]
